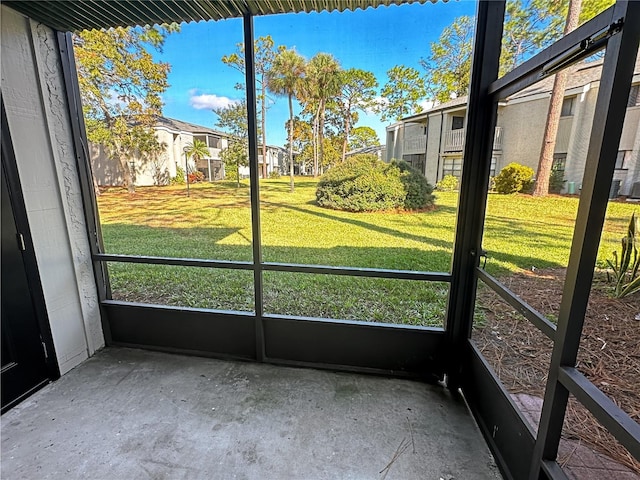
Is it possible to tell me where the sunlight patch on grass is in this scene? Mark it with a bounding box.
[97,179,639,324]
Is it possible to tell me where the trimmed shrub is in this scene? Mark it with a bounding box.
[488,176,496,192]
[549,168,566,194]
[269,170,281,179]
[436,174,459,191]
[225,169,239,181]
[171,166,186,185]
[494,163,535,194]
[315,155,435,212]
[188,171,205,183]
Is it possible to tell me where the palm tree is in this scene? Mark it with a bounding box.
[184,139,210,171]
[267,48,306,192]
[183,139,210,196]
[304,53,341,176]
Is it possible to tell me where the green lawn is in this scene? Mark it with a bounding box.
[98,178,637,326]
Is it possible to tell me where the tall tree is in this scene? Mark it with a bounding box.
[379,65,427,122]
[74,25,177,193]
[531,0,613,195]
[289,117,314,173]
[349,126,380,151]
[420,16,474,103]
[303,53,342,176]
[334,69,378,162]
[266,48,306,192]
[214,101,249,188]
[221,35,278,179]
[532,0,582,196]
[500,0,566,73]
[422,0,612,104]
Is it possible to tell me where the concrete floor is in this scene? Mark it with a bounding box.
[1,348,501,480]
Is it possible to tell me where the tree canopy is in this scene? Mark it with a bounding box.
[422,0,613,104]
[214,101,249,187]
[333,69,379,161]
[74,24,178,192]
[379,65,427,121]
[349,126,380,151]
[421,16,474,103]
[222,35,278,179]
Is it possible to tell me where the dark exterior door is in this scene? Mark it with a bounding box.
[1,166,50,411]
[1,98,58,413]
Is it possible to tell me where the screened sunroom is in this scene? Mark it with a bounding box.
[1,1,639,479]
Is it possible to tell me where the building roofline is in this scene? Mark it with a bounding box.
[154,116,229,137]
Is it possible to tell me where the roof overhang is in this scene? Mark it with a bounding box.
[4,0,436,32]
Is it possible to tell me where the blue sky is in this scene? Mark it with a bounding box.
[158,1,478,146]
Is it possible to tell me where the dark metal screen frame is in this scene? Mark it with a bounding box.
[51,1,640,477]
[451,2,640,479]
[56,14,452,378]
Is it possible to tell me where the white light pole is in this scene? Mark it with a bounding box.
[183,146,190,197]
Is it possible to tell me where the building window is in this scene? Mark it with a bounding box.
[193,134,220,149]
[552,154,567,172]
[627,85,640,107]
[451,116,465,130]
[615,151,630,170]
[561,97,575,117]
[207,136,221,149]
[404,154,425,174]
[490,157,497,178]
[443,157,463,179]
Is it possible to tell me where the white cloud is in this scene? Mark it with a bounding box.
[189,91,239,110]
[419,99,434,111]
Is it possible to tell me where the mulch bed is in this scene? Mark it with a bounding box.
[473,268,640,473]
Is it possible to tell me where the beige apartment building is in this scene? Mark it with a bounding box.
[90,116,230,186]
[387,56,640,197]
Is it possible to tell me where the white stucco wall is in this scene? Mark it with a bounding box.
[499,96,547,172]
[2,6,104,374]
[425,113,442,184]
[619,107,640,195]
[385,123,404,162]
[91,129,232,187]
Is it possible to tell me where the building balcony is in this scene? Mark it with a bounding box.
[444,126,504,152]
[403,135,427,155]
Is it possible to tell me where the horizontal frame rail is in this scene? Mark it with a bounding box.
[541,459,570,480]
[558,366,640,460]
[100,300,446,377]
[263,262,451,282]
[477,269,556,339]
[94,253,452,282]
[95,253,253,270]
[489,6,617,99]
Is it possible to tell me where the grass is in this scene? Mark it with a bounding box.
[97,178,638,326]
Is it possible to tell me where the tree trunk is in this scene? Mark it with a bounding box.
[288,94,295,193]
[318,99,326,174]
[341,115,350,163]
[532,0,581,197]
[313,106,320,177]
[93,173,101,196]
[261,80,268,179]
[118,152,136,194]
